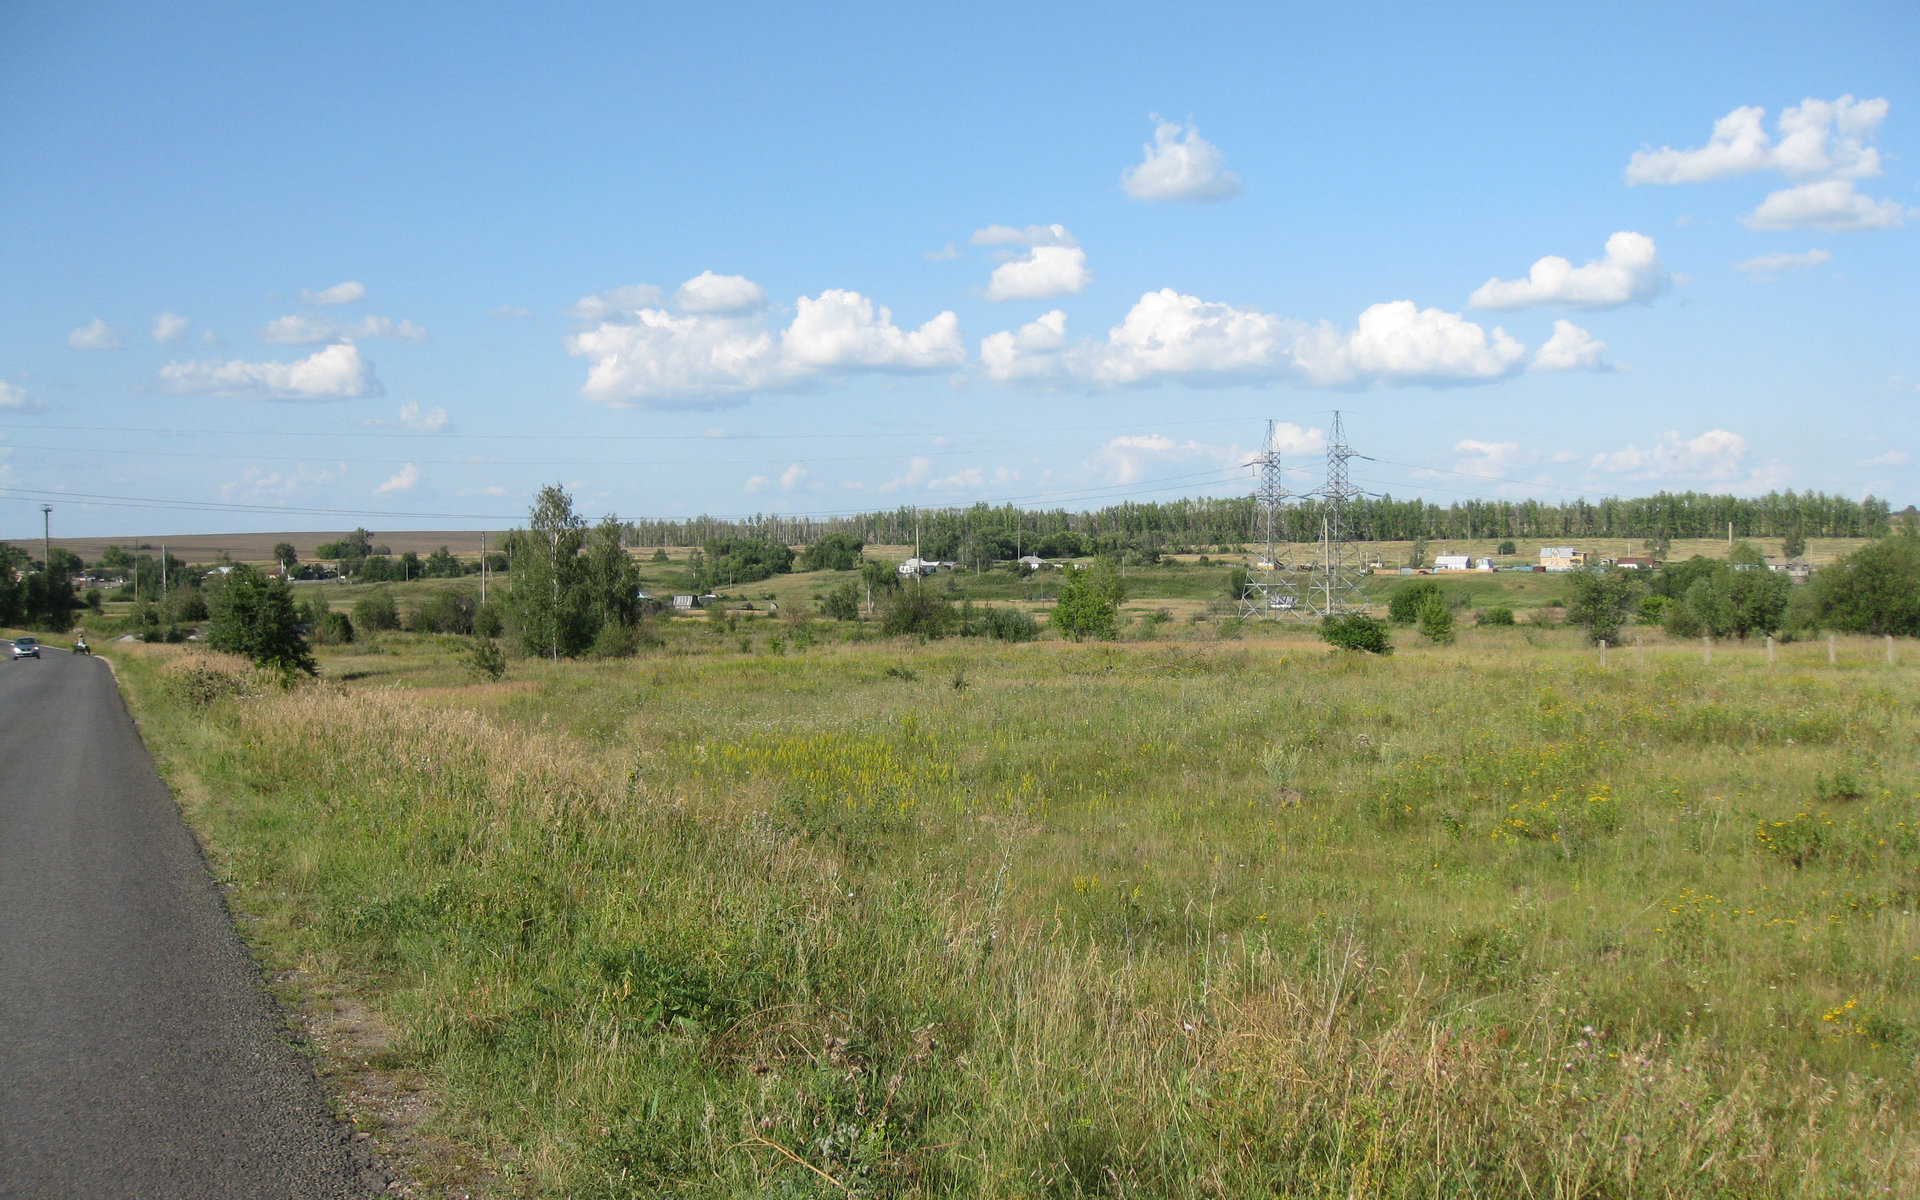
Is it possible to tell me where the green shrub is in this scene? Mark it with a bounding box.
[1417,596,1456,644]
[353,589,400,632]
[464,637,508,680]
[1321,612,1391,653]
[1479,605,1515,627]
[976,606,1039,642]
[1388,580,1442,625]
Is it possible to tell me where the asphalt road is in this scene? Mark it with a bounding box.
[0,648,386,1199]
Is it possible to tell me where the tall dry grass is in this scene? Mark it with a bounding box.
[114,630,1920,1197]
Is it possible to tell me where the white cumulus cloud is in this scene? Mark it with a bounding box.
[1469,232,1671,310]
[375,463,419,494]
[984,294,1533,389]
[1121,118,1242,202]
[567,284,667,321]
[1734,249,1832,276]
[780,290,963,371]
[157,343,383,401]
[262,313,429,345]
[67,318,126,350]
[1864,450,1910,468]
[674,271,768,315]
[567,275,963,407]
[1626,97,1906,232]
[1096,290,1288,383]
[985,245,1091,302]
[152,312,190,343]
[1591,429,1755,482]
[301,281,367,306]
[1291,301,1525,386]
[1627,96,1888,183]
[1742,180,1906,231]
[779,463,807,489]
[980,310,1073,382]
[0,382,47,413]
[1531,321,1609,372]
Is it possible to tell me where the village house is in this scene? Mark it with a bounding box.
[1539,546,1586,572]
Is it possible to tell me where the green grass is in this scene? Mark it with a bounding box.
[108,622,1920,1198]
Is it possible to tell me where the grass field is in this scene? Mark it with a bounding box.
[107,615,1918,1198]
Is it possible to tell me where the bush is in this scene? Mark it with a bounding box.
[407,590,476,635]
[976,606,1039,642]
[1050,559,1124,642]
[1479,606,1515,627]
[881,586,957,638]
[464,636,508,680]
[590,619,644,658]
[1388,580,1442,625]
[353,590,400,632]
[472,602,503,638]
[205,563,315,675]
[1417,597,1455,644]
[1497,540,1517,555]
[817,579,862,621]
[1321,612,1392,654]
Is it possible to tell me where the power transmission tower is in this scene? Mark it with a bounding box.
[1305,410,1368,618]
[1238,420,1301,619]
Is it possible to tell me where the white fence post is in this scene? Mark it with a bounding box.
[1767,635,1774,666]
[1600,639,1608,667]
[1703,635,1712,665]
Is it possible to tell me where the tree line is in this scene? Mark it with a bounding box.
[620,490,1898,555]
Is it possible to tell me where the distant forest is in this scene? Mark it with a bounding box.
[625,490,1898,559]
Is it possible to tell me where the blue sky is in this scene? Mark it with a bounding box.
[2,1,1915,538]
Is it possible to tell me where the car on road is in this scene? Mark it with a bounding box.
[12,636,40,659]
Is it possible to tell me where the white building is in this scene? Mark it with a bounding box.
[1433,554,1471,572]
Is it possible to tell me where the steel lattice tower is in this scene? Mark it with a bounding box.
[1238,420,1301,619]
[1307,410,1368,618]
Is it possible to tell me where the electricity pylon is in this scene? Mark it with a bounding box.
[1305,410,1368,618]
[1238,420,1302,620]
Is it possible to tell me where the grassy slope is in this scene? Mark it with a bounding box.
[105,617,1920,1199]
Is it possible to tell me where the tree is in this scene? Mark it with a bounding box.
[352,589,400,632]
[1497,540,1517,556]
[1049,558,1124,641]
[424,545,462,578]
[880,581,957,638]
[1388,580,1443,625]
[798,532,864,572]
[1565,570,1644,645]
[316,528,373,563]
[206,564,316,675]
[272,542,298,574]
[1813,532,1920,636]
[584,516,642,632]
[1417,595,1456,644]
[504,484,594,660]
[1321,613,1391,654]
[1782,527,1807,559]
[818,579,862,621]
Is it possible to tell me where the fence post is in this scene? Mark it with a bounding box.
[1600,638,1608,667]
[1703,635,1712,665]
[1828,634,1836,665]
[1890,636,1897,666]
[1636,634,1644,666]
[1767,635,1774,666]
